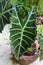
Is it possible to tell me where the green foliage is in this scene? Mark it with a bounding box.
[37,0,43,15]
[37,25,43,60]
[0,0,43,32]
[10,6,37,60]
[38,35,43,60]
[9,0,43,15]
[0,0,4,2]
[37,25,43,36]
[9,0,38,11]
[0,0,15,32]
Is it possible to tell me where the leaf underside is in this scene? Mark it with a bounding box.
[10,6,37,60]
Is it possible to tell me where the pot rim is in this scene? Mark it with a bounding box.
[19,50,40,61]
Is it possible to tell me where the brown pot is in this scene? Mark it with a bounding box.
[11,39,39,65]
[11,50,39,65]
[18,51,40,65]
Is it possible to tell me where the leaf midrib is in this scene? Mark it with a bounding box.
[17,8,33,59]
[17,28,24,59]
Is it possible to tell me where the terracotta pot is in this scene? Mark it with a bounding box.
[18,51,40,65]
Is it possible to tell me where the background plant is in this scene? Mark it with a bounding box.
[0,0,13,32]
[9,0,43,15]
[0,0,43,32]
[37,25,43,60]
[9,0,38,11]
[37,0,43,15]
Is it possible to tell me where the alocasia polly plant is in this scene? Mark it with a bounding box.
[0,0,15,32]
[10,5,37,60]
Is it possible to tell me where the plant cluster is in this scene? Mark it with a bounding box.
[0,0,43,32]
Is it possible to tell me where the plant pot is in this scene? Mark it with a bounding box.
[18,51,40,65]
[11,50,39,65]
[11,38,39,65]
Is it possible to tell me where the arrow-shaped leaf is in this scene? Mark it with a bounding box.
[10,6,37,60]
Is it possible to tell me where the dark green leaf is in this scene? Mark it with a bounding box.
[0,0,14,32]
[10,6,37,60]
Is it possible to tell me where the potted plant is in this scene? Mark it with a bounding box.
[0,0,43,65]
[10,2,40,65]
